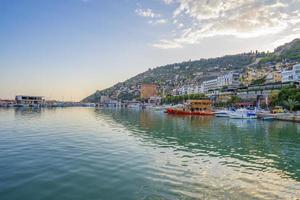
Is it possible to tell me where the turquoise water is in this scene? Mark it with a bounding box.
[0,107,299,200]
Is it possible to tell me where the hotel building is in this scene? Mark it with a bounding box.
[15,95,45,106]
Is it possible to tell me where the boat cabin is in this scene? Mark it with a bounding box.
[185,99,212,112]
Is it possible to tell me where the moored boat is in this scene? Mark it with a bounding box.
[213,108,235,117]
[256,110,276,120]
[229,108,257,119]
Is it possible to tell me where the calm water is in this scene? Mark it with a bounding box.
[0,108,299,200]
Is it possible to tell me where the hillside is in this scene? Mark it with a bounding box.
[82,39,300,103]
[259,39,300,63]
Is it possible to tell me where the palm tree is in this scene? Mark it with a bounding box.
[283,98,299,112]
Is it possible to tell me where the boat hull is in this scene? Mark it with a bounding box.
[215,113,229,117]
[166,108,214,116]
[213,111,230,117]
[229,115,257,119]
[257,112,276,120]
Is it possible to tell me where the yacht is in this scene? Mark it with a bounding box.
[213,108,235,117]
[229,108,257,119]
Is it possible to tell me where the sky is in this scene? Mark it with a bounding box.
[1,0,300,101]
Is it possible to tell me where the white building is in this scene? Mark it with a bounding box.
[174,84,205,95]
[15,95,45,106]
[177,85,189,95]
[194,85,204,94]
[217,72,240,88]
[148,96,161,105]
[281,69,293,82]
[293,64,300,81]
[202,78,218,92]
[100,95,110,103]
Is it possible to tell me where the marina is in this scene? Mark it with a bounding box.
[2,99,300,123]
[2,1,300,199]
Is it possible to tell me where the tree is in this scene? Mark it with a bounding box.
[269,91,279,107]
[251,76,266,85]
[283,99,299,112]
[228,95,242,105]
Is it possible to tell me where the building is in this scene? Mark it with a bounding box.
[274,71,282,82]
[217,72,240,88]
[293,64,300,81]
[265,71,282,84]
[0,99,15,107]
[148,96,161,105]
[281,69,293,82]
[242,68,267,85]
[100,95,110,103]
[178,85,189,95]
[202,78,218,93]
[140,84,157,99]
[15,95,45,106]
[194,85,204,94]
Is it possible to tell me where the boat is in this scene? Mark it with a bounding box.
[213,108,235,117]
[229,108,257,119]
[166,99,214,116]
[256,110,276,120]
[257,112,276,120]
[127,103,141,110]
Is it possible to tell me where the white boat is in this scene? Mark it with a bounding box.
[127,104,141,110]
[229,109,257,119]
[256,111,276,120]
[213,110,231,117]
[261,114,276,120]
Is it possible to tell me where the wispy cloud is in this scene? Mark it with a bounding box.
[135,8,161,18]
[162,0,174,5]
[151,39,182,49]
[149,19,168,25]
[135,7,168,26]
[152,0,300,49]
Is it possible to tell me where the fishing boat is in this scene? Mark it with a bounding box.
[166,99,214,115]
[229,108,257,119]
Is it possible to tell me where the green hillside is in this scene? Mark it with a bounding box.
[82,39,300,103]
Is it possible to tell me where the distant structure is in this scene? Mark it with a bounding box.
[293,63,300,81]
[15,95,45,106]
[140,84,157,99]
[0,99,15,107]
[100,95,110,104]
[148,96,161,105]
[281,69,294,82]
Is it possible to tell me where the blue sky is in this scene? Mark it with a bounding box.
[1,0,300,101]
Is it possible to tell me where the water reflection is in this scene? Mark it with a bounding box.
[0,107,299,200]
[13,107,42,118]
[94,108,300,182]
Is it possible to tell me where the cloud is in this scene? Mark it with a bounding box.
[135,8,161,18]
[152,0,300,49]
[162,0,174,4]
[135,7,168,26]
[149,19,168,25]
[151,39,183,49]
